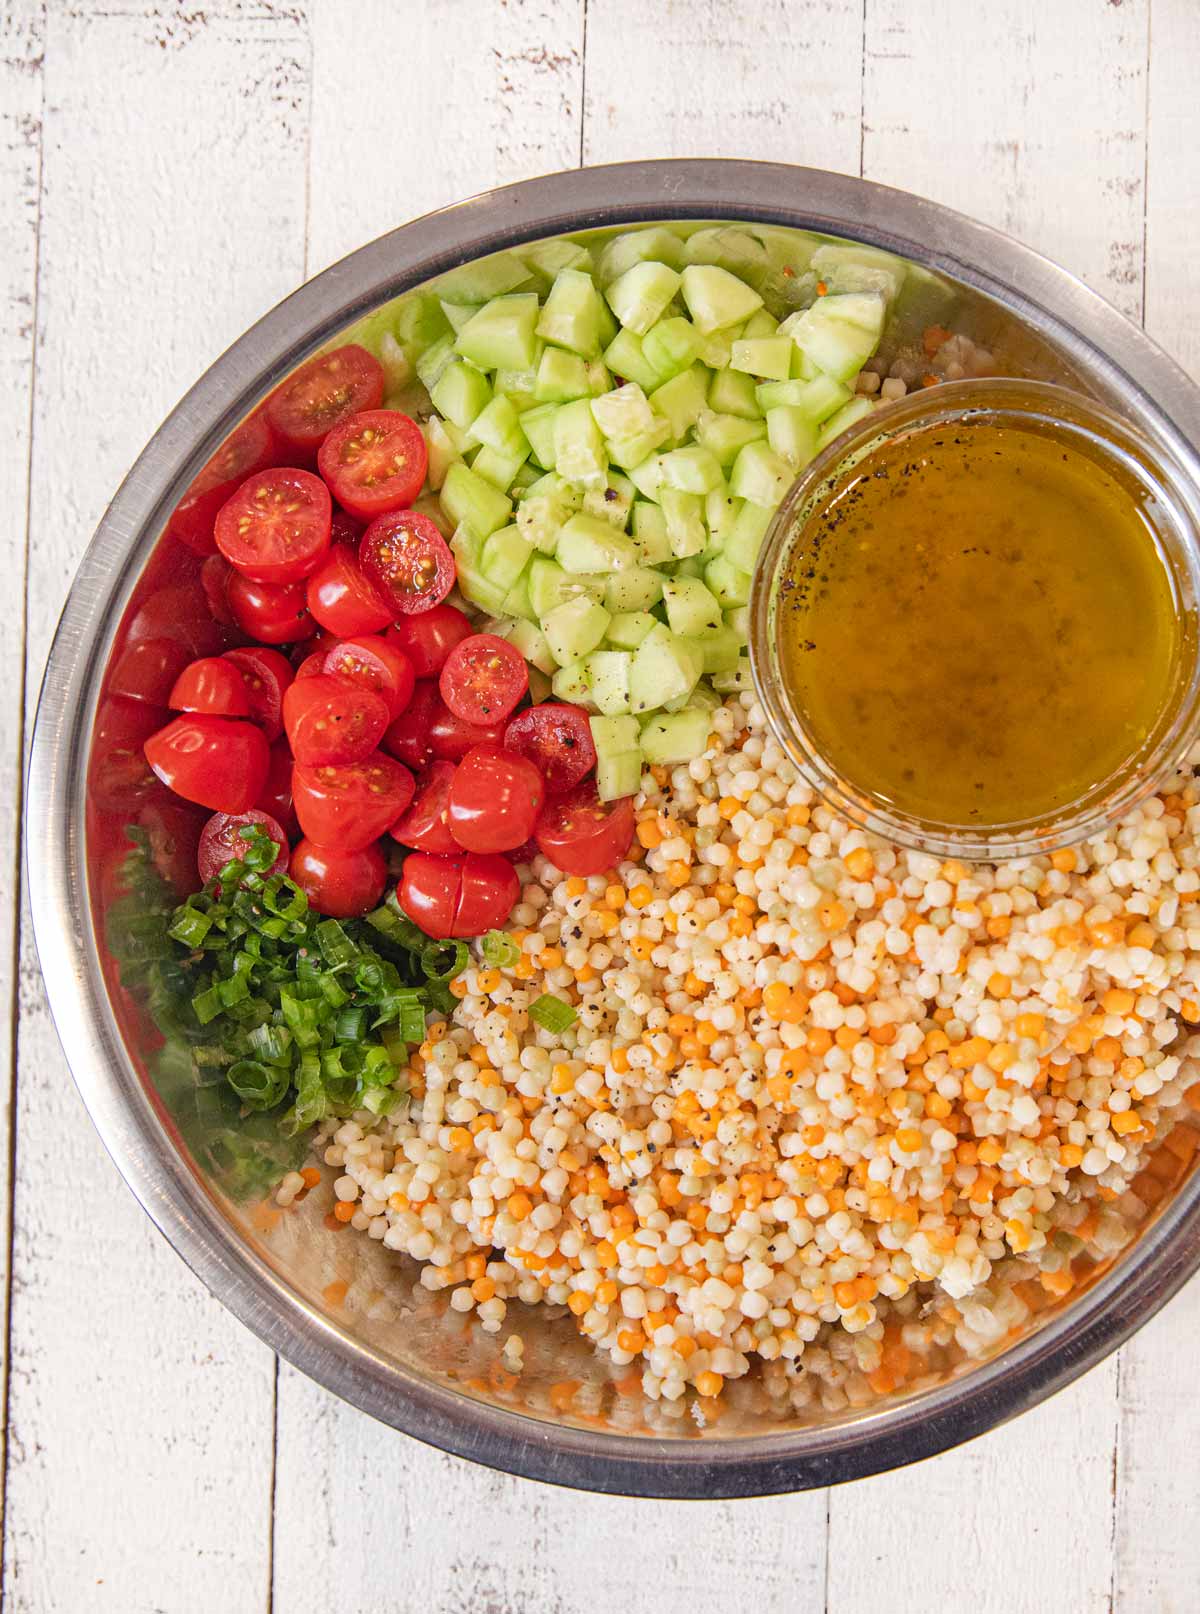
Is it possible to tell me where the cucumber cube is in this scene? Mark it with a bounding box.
[605,260,681,336]
[423,417,465,491]
[707,366,763,420]
[680,263,764,333]
[631,501,671,565]
[712,655,753,693]
[642,316,701,381]
[527,557,604,617]
[590,382,655,443]
[553,398,607,489]
[471,394,528,456]
[629,625,703,714]
[755,374,852,421]
[435,251,532,305]
[552,659,595,706]
[729,441,795,507]
[582,474,635,530]
[555,514,640,573]
[602,328,664,393]
[415,331,458,392]
[440,462,513,539]
[535,347,590,403]
[730,337,794,381]
[391,293,451,357]
[479,524,534,590]
[686,625,743,674]
[704,484,741,546]
[602,566,663,613]
[724,605,751,638]
[681,225,769,286]
[587,650,633,715]
[695,410,767,468]
[817,396,876,449]
[595,227,684,287]
[649,364,712,440]
[536,269,614,359]
[493,364,542,409]
[524,469,582,505]
[471,444,527,490]
[766,405,820,470]
[590,714,643,801]
[430,360,492,431]
[516,489,572,554]
[587,360,614,396]
[626,453,666,503]
[741,308,780,340]
[724,500,774,572]
[502,568,535,623]
[639,707,713,766]
[455,293,540,371]
[519,237,594,294]
[809,241,905,302]
[789,292,886,382]
[704,554,753,608]
[606,610,658,650]
[662,575,724,638]
[501,617,555,674]
[606,418,672,471]
[543,596,612,666]
[661,488,706,558]
[519,403,559,470]
[656,444,724,495]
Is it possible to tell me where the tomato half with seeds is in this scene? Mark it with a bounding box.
[290,838,388,918]
[198,809,289,885]
[317,409,428,523]
[534,783,636,876]
[386,602,472,678]
[227,572,315,643]
[144,715,270,813]
[222,647,294,741]
[360,510,455,616]
[292,753,414,851]
[169,656,250,717]
[381,679,440,771]
[306,544,394,636]
[447,745,544,853]
[266,343,385,460]
[323,635,415,721]
[389,759,458,854]
[282,673,390,767]
[439,633,528,725]
[166,411,278,556]
[503,702,596,794]
[214,467,331,584]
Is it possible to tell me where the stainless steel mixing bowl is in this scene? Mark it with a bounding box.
[27,160,1200,1497]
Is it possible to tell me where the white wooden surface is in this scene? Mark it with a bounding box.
[4,2,1199,1609]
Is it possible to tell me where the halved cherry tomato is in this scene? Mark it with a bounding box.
[169,656,250,717]
[447,745,544,853]
[128,584,226,659]
[295,651,327,679]
[137,798,208,895]
[201,553,237,626]
[291,629,341,668]
[198,809,289,885]
[107,637,192,706]
[222,647,294,741]
[323,635,415,721]
[214,467,331,584]
[292,753,414,851]
[306,543,393,635]
[439,633,528,725]
[256,737,298,834]
[381,679,440,771]
[282,673,389,766]
[266,344,385,460]
[228,572,315,643]
[534,783,636,876]
[330,508,364,545]
[144,715,269,813]
[166,412,278,556]
[454,853,521,937]
[428,698,506,762]
[317,409,428,523]
[360,510,455,616]
[503,702,596,794]
[290,838,387,918]
[397,852,463,940]
[389,760,458,853]
[386,602,472,679]
[89,697,166,814]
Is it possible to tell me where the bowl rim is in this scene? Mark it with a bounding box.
[26,158,1200,1498]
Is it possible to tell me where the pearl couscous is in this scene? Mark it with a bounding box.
[288,692,1200,1408]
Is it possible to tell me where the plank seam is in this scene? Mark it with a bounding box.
[577,0,589,167]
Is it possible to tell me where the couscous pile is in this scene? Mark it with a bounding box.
[281,691,1200,1409]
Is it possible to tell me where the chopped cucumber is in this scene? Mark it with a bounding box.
[629,625,703,715]
[730,337,793,381]
[519,237,594,294]
[712,655,753,693]
[662,575,724,638]
[809,241,905,302]
[552,659,594,705]
[553,397,607,488]
[602,566,663,613]
[502,568,535,622]
[606,260,681,336]
[582,473,635,530]
[708,366,762,420]
[687,625,743,674]
[455,293,540,371]
[606,610,658,650]
[817,396,876,449]
[704,553,753,608]
[527,556,603,617]
[606,418,672,471]
[661,488,706,558]
[471,443,527,490]
[655,444,724,495]
[501,617,555,674]
[649,364,712,440]
[471,394,528,456]
[535,347,590,403]
[479,524,534,590]
[542,596,611,665]
[555,513,639,573]
[591,382,656,443]
[516,486,574,553]
[729,440,795,506]
[536,269,615,359]
[642,316,702,381]
[704,484,741,546]
[595,228,684,287]
[590,715,643,801]
[640,707,713,766]
[434,251,531,305]
[601,328,664,393]
[519,402,559,469]
[724,500,774,572]
[587,650,633,715]
[766,405,819,470]
[423,417,465,491]
[680,264,764,332]
[695,409,767,467]
[789,292,886,383]
[430,360,492,430]
[440,461,513,538]
[682,226,770,287]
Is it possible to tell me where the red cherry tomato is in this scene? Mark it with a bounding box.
[534,783,636,877]
[197,809,289,884]
[291,629,341,668]
[282,673,389,767]
[331,508,364,545]
[454,853,521,937]
[439,633,528,725]
[360,510,455,616]
[292,753,414,851]
[107,637,192,706]
[389,760,458,854]
[222,647,294,741]
[266,343,385,460]
[306,543,394,636]
[317,409,428,523]
[137,798,208,895]
[447,745,545,854]
[381,679,440,771]
[290,838,388,918]
[428,698,507,762]
[89,696,166,814]
[214,467,331,584]
[227,572,315,643]
[166,412,278,556]
[144,715,270,813]
[397,852,464,940]
[256,738,298,834]
[504,702,597,794]
[128,583,226,659]
[201,553,237,626]
[386,602,472,679]
[295,651,327,679]
[169,656,250,717]
[323,635,415,721]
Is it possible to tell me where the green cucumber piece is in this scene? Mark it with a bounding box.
[516,487,573,554]
[809,241,905,302]
[595,227,684,287]
[601,328,664,393]
[724,500,774,572]
[648,363,712,439]
[502,568,535,623]
[730,336,793,381]
[712,655,753,693]
[766,405,820,470]
[430,360,492,431]
[553,397,607,489]
[455,293,540,371]
[628,625,703,715]
[656,444,724,495]
[685,626,742,674]
[555,513,639,573]
[415,332,457,393]
[435,251,531,305]
[707,366,762,420]
[755,373,852,421]
[602,566,663,613]
[682,226,770,287]
[536,269,615,359]
[440,462,512,538]
[703,554,753,608]
[640,707,713,766]
[438,301,476,333]
[680,263,764,332]
[704,484,741,546]
[582,473,635,530]
[605,610,657,650]
[724,605,750,638]
[586,650,633,715]
[527,556,603,617]
[423,417,465,491]
[606,260,681,336]
[789,292,886,383]
[493,363,542,409]
[590,714,643,801]
[552,659,595,705]
[662,575,724,637]
[535,346,590,403]
[661,488,706,558]
[817,396,876,449]
[606,418,671,471]
[587,360,614,396]
[518,238,594,294]
[695,410,767,468]
[626,453,666,503]
[729,440,795,506]
[471,394,528,456]
[471,444,527,490]
[591,382,656,443]
[411,492,451,537]
[631,501,671,565]
[543,596,612,666]
[501,616,555,673]
[479,524,534,590]
[642,316,701,380]
[518,402,559,470]
[741,308,780,339]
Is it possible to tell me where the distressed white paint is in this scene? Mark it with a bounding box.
[4,3,1200,1612]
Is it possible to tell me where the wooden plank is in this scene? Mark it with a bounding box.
[4,4,311,1610]
[306,0,587,274]
[861,0,1150,319]
[0,0,45,1566]
[582,0,864,172]
[1111,5,1200,1608]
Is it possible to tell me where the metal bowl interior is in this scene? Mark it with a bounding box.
[26,161,1200,1497]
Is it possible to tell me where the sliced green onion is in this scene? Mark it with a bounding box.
[168,907,213,947]
[333,1005,368,1044]
[481,929,520,968]
[529,994,577,1034]
[420,939,469,983]
[316,919,359,967]
[227,1059,291,1111]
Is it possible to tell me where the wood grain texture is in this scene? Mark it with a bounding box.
[4,4,310,1610]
